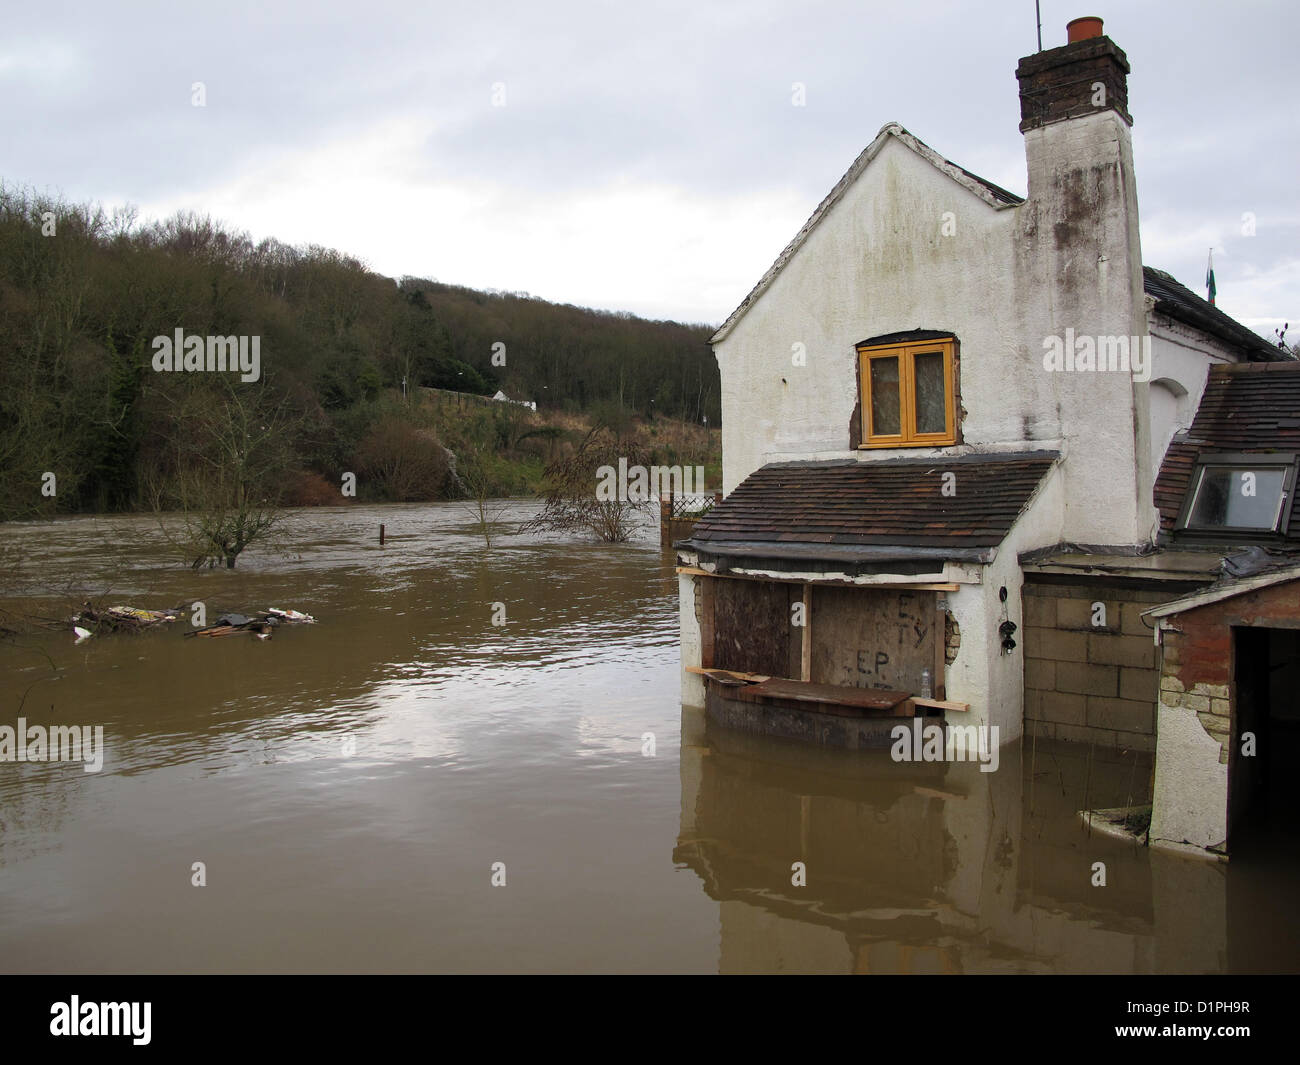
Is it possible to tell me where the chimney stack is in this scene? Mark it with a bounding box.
[1012,18,1152,547]
[1016,17,1131,132]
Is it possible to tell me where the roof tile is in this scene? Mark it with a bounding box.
[689,452,1058,551]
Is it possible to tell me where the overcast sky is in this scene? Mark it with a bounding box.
[5,0,1295,336]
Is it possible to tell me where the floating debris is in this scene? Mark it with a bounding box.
[188,608,317,641]
[267,607,316,624]
[70,602,181,637]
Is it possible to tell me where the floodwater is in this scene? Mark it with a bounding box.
[0,503,1295,973]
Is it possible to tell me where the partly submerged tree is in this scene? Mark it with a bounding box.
[518,427,654,543]
[144,379,297,568]
[452,409,515,549]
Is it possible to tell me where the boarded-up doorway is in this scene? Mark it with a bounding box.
[809,587,938,694]
[710,578,800,678]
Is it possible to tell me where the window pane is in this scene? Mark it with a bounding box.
[1188,467,1286,529]
[869,357,901,436]
[913,351,947,434]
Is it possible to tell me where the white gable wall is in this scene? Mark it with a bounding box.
[715,113,1165,551]
[718,135,1026,493]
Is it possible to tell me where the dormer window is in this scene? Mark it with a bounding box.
[1176,453,1297,535]
[857,337,957,448]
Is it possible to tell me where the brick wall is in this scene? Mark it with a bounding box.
[1158,578,1300,765]
[1023,581,1170,751]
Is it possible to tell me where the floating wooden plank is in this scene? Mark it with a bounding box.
[911,697,970,712]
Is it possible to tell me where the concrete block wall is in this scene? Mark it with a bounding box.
[1022,581,1169,751]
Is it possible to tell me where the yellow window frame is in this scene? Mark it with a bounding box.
[857,339,956,448]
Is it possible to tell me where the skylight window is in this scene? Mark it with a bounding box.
[1176,453,1297,535]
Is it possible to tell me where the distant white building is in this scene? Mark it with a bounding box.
[492,390,536,412]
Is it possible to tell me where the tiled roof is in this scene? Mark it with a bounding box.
[1144,267,1285,362]
[687,452,1058,551]
[1154,362,1300,539]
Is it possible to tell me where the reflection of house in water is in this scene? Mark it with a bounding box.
[675,707,1233,973]
[676,17,1297,862]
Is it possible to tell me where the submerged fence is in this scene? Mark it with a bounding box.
[660,491,722,546]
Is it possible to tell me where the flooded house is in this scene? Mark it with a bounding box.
[676,16,1295,858]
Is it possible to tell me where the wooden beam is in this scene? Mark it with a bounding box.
[911,697,970,712]
[686,666,770,684]
[700,576,715,670]
[800,582,812,682]
[743,677,910,712]
[934,602,947,702]
[674,566,959,592]
[892,697,918,718]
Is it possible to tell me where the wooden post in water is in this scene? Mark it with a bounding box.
[379,523,386,546]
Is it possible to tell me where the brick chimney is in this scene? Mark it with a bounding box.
[1016,18,1131,131]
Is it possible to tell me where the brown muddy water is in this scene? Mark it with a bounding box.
[0,503,1296,973]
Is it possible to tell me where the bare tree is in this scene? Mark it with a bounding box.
[518,428,653,543]
[146,380,296,568]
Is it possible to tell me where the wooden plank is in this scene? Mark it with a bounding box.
[934,604,947,702]
[686,666,770,684]
[786,584,803,680]
[911,697,970,712]
[744,677,910,712]
[800,582,812,683]
[700,575,715,670]
[674,567,959,592]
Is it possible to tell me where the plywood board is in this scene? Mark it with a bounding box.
[809,586,937,694]
[711,577,794,678]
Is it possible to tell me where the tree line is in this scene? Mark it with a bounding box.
[0,184,720,522]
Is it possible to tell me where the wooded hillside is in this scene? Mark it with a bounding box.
[0,185,720,519]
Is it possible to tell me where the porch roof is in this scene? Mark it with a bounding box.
[1142,562,1300,620]
[680,451,1058,560]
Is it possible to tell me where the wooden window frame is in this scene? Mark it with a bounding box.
[857,339,957,448]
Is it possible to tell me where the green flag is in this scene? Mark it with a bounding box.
[1206,250,1216,305]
